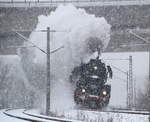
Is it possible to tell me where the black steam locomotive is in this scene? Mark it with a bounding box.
[70,57,112,109]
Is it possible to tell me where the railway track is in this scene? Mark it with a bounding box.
[3,109,50,122]
[2,107,150,122]
[3,109,82,122]
[23,110,82,122]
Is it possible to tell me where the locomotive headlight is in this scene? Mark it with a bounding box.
[82,89,86,93]
[94,66,98,70]
[102,90,107,95]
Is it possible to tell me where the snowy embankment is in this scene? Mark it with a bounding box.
[63,109,149,122]
[2,109,58,122]
[22,109,150,122]
[1,108,149,122]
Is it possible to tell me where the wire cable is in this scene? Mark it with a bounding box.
[16,31,47,54]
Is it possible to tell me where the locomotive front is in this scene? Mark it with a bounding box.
[71,58,112,109]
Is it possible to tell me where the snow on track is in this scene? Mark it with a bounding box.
[1,108,149,122]
[77,107,150,115]
[3,109,83,122]
[0,109,29,122]
[63,109,149,122]
[24,109,83,122]
[3,109,57,122]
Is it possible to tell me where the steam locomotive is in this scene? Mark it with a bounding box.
[70,57,112,109]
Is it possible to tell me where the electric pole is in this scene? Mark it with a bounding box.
[10,28,65,115]
[127,71,129,108]
[128,55,134,108]
[46,27,50,115]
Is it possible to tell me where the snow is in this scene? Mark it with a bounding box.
[0,3,149,122]
[0,52,148,109]
[24,109,83,122]
[0,108,149,122]
[1,4,149,114]
[0,52,148,122]
[101,52,149,107]
[4,109,56,122]
[63,109,149,122]
[19,109,150,122]
[0,109,29,122]
[29,4,111,112]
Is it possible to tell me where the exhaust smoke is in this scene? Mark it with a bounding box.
[29,4,111,112]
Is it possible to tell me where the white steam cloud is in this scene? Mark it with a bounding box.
[29,4,111,112]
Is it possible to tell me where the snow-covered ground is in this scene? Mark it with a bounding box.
[25,109,150,122]
[1,109,59,122]
[0,108,149,122]
[63,109,149,122]
[0,109,28,122]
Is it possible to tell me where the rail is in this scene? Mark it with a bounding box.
[23,109,83,122]
[3,109,42,122]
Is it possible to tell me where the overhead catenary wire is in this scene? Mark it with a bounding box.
[127,30,150,44]
[111,64,128,75]
[102,59,128,75]
[120,43,150,48]
[1,45,36,49]
[50,46,64,54]
[0,29,69,33]
[103,59,129,75]
[15,31,64,54]
[102,59,128,83]
[103,58,129,61]
[15,31,47,54]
